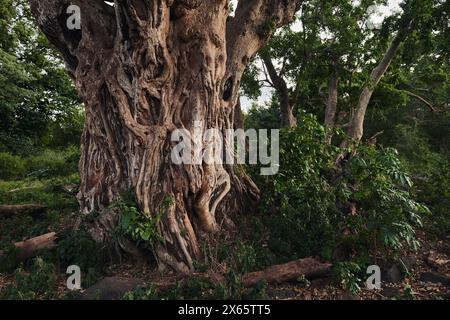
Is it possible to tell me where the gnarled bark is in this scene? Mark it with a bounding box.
[29,0,302,273]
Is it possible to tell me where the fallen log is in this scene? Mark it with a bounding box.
[78,257,333,298]
[182,257,333,288]
[0,204,47,218]
[0,232,57,263]
[242,257,332,287]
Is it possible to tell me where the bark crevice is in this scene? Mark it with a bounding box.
[30,0,302,273]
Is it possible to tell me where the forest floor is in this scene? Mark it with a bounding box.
[93,233,450,300]
[265,234,450,300]
[0,178,449,300]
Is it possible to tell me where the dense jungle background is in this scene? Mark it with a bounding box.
[0,0,449,300]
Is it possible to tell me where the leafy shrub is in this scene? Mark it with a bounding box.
[0,152,26,180]
[404,147,450,238]
[252,113,428,266]
[254,114,340,261]
[333,262,363,294]
[337,146,430,256]
[56,230,107,287]
[115,195,172,247]
[0,132,34,156]
[123,285,159,300]
[24,147,79,179]
[0,257,58,300]
[235,242,257,274]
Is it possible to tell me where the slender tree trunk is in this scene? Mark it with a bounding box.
[342,32,406,148]
[261,55,297,128]
[280,93,297,128]
[324,75,339,144]
[30,0,302,273]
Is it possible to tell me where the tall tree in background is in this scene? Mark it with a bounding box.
[29,0,302,273]
[244,0,445,146]
[341,0,439,149]
[0,0,81,152]
[257,0,386,129]
[246,0,387,129]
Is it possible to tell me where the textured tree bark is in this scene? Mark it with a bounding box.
[262,55,297,128]
[324,75,339,144]
[29,0,302,273]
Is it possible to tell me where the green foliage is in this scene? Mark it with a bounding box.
[235,242,257,274]
[123,285,159,300]
[253,113,340,261]
[0,257,58,300]
[25,147,80,179]
[56,230,107,287]
[119,204,157,243]
[0,152,26,180]
[249,111,428,267]
[0,148,80,270]
[241,64,262,100]
[333,262,362,294]
[0,0,82,154]
[0,147,80,180]
[404,145,450,238]
[245,103,281,130]
[338,147,429,254]
[115,195,173,247]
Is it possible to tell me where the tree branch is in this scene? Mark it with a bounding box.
[344,30,410,144]
[261,55,285,93]
[403,90,437,113]
[29,0,116,74]
[261,54,296,127]
[226,0,303,80]
[225,0,302,129]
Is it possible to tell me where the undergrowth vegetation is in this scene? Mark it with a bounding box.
[0,109,447,299]
[241,112,440,293]
[0,0,448,302]
[0,147,107,299]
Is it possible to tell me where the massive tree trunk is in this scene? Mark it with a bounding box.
[29,0,301,273]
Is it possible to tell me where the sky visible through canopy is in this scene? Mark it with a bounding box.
[232,0,404,111]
